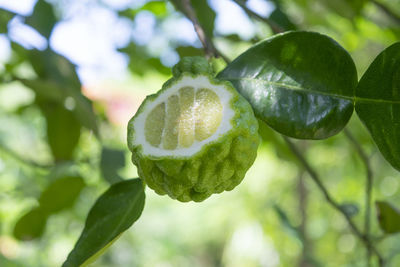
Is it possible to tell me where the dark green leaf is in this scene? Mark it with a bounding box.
[39,102,81,161]
[62,178,146,267]
[176,46,204,58]
[0,8,15,33]
[13,207,48,241]
[269,8,297,31]
[340,203,359,217]
[29,49,81,91]
[355,42,400,171]
[25,0,57,39]
[376,201,400,234]
[19,78,65,102]
[39,176,85,214]
[218,31,357,139]
[190,0,215,38]
[23,49,99,135]
[100,147,125,184]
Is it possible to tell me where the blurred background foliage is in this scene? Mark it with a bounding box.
[0,0,399,266]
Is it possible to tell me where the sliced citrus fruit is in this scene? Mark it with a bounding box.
[128,58,259,202]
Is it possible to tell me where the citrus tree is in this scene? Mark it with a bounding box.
[1,0,400,266]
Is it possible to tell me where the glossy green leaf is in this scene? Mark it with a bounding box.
[39,102,81,161]
[25,0,57,39]
[355,42,400,171]
[13,207,48,241]
[376,201,400,234]
[62,178,145,267]
[100,147,125,184]
[218,31,357,139]
[39,176,85,214]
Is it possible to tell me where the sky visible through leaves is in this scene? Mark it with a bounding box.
[0,0,271,84]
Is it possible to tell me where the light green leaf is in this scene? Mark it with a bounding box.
[119,0,168,19]
[62,178,145,267]
[13,207,48,241]
[218,31,357,139]
[355,42,400,171]
[38,102,81,161]
[39,176,85,214]
[376,201,400,234]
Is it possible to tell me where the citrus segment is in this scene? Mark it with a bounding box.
[144,102,165,147]
[144,85,224,150]
[195,88,223,141]
[163,95,180,150]
[178,86,195,148]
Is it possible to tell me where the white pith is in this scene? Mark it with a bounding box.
[133,75,235,157]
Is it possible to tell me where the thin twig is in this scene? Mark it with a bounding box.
[180,0,231,64]
[343,128,374,265]
[370,0,400,24]
[181,0,216,59]
[232,0,284,34]
[282,136,384,266]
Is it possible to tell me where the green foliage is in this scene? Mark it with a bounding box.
[38,176,85,214]
[376,201,400,234]
[1,0,400,266]
[62,178,145,267]
[39,102,81,161]
[100,147,125,184]
[119,42,171,76]
[0,8,15,33]
[25,0,57,39]
[13,208,48,241]
[218,31,357,139]
[356,42,400,171]
[13,176,85,241]
[119,0,168,19]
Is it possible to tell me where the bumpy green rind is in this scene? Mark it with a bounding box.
[128,73,259,202]
[172,56,214,77]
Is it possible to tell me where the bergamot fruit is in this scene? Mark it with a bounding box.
[128,57,259,202]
